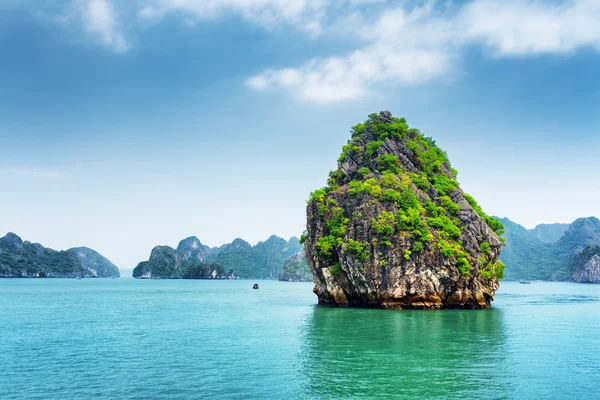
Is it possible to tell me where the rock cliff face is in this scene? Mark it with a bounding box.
[0,232,119,278]
[278,253,312,282]
[177,236,212,262]
[303,111,505,309]
[571,245,600,283]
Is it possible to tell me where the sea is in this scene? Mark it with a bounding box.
[1,279,599,399]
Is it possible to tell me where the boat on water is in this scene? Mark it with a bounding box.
[519,280,531,284]
[252,283,259,290]
[76,276,82,280]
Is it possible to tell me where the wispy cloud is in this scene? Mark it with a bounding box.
[137,0,329,37]
[248,0,600,103]
[79,0,129,53]
[0,166,66,180]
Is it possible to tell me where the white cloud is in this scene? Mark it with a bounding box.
[462,0,600,56]
[0,166,65,180]
[137,0,328,37]
[80,0,129,53]
[248,0,600,102]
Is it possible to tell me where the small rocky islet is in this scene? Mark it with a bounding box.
[132,235,302,279]
[0,232,120,278]
[302,111,505,309]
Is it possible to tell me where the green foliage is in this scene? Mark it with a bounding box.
[403,249,412,260]
[409,173,430,191]
[372,211,396,235]
[309,187,329,204]
[366,114,408,141]
[326,207,350,238]
[412,241,425,252]
[437,239,456,257]
[299,231,307,244]
[330,263,341,276]
[376,154,402,174]
[397,207,425,234]
[480,260,505,280]
[317,235,338,257]
[365,140,384,158]
[432,175,458,197]
[399,190,420,211]
[358,167,371,177]
[383,189,402,203]
[348,178,383,198]
[328,170,343,187]
[427,215,462,240]
[440,196,461,216]
[380,174,399,189]
[346,239,369,261]
[351,123,366,137]
[456,257,471,277]
[480,242,491,256]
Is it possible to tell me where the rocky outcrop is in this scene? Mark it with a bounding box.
[177,236,211,262]
[0,232,119,278]
[303,111,505,309]
[279,253,312,282]
[67,247,120,278]
[572,245,600,283]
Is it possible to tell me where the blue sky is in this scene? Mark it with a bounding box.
[1,0,599,268]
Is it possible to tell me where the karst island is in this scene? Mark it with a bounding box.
[303,111,505,309]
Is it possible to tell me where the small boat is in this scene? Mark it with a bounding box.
[519,280,531,284]
[253,283,259,290]
[76,276,82,280]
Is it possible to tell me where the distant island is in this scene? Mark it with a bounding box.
[499,217,600,282]
[278,253,312,282]
[303,111,505,309]
[133,235,302,279]
[0,232,120,278]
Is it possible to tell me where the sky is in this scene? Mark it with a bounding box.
[1,0,599,269]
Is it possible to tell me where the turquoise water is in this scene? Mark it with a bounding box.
[1,280,599,399]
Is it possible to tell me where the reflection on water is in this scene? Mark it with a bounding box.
[300,307,508,399]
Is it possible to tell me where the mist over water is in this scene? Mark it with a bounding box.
[1,280,599,399]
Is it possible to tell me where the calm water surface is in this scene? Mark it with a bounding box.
[1,279,599,399]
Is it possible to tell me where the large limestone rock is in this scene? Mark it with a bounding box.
[303,111,504,309]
